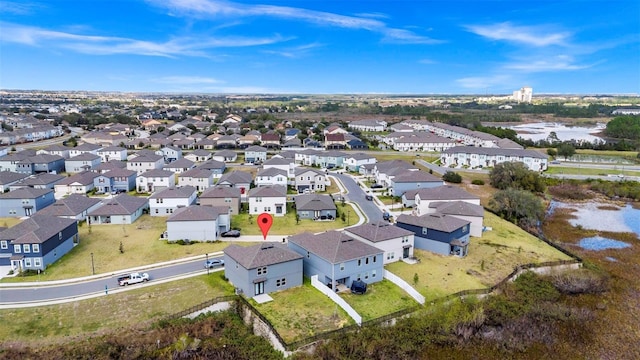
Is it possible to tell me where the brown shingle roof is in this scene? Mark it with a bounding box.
[225,243,302,269]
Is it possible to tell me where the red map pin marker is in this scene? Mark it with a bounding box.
[257,213,273,241]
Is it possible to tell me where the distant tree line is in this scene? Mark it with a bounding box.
[604,115,640,140]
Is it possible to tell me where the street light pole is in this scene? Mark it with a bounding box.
[91,252,95,275]
[206,253,209,275]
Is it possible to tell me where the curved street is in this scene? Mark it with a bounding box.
[332,173,383,223]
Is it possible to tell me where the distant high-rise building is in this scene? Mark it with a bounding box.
[512,86,533,103]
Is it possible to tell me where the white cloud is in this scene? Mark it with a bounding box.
[465,22,570,47]
[456,74,513,89]
[0,22,288,57]
[147,0,442,44]
[0,1,43,15]
[504,55,595,72]
[262,42,324,58]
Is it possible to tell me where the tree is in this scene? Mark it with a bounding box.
[489,188,545,229]
[489,162,546,193]
[442,171,462,183]
[547,148,557,158]
[557,143,576,160]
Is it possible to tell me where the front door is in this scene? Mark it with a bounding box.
[276,205,283,214]
[254,281,265,296]
[403,247,410,258]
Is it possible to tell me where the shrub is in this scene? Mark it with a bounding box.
[471,179,485,185]
[548,184,593,200]
[442,171,462,183]
[550,269,610,294]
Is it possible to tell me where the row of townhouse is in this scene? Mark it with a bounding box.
[0,125,63,145]
[440,146,548,171]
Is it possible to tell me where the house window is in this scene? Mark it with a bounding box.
[306,251,310,258]
[276,278,287,287]
[33,244,39,253]
[365,272,369,279]
[59,232,62,240]
[463,225,468,232]
[257,266,267,275]
[25,258,32,267]
[372,270,376,278]
[224,198,231,203]
[357,259,361,266]
[23,244,30,253]
[14,245,21,253]
[254,207,258,212]
[155,209,159,214]
[422,228,428,235]
[373,256,376,263]
[0,240,6,250]
[256,197,262,203]
[340,263,345,271]
[365,257,369,265]
[34,258,41,267]
[157,198,163,203]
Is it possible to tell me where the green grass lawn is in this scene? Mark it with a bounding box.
[231,206,358,235]
[0,215,260,282]
[385,212,574,302]
[545,166,640,177]
[252,278,355,343]
[340,279,419,321]
[0,273,234,345]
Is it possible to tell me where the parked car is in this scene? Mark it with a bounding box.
[371,184,384,189]
[365,194,373,201]
[221,229,241,237]
[204,259,225,268]
[117,272,150,286]
[350,280,367,294]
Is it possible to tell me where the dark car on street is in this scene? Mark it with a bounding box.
[221,229,241,237]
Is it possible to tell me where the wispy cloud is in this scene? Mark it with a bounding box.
[504,55,597,72]
[456,74,513,89]
[147,0,442,44]
[153,76,223,84]
[0,22,289,57]
[465,22,570,47]
[418,58,437,65]
[263,42,324,58]
[0,1,43,15]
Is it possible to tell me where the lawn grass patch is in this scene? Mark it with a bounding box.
[545,166,640,177]
[385,212,573,302]
[0,215,259,282]
[0,274,233,345]
[252,279,354,342]
[341,279,419,321]
[231,206,358,235]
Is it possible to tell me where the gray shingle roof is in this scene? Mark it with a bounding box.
[163,158,195,169]
[248,185,287,197]
[149,186,196,199]
[396,213,470,233]
[57,171,99,186]
[0,187,53,199]
[139,169,175,178]
[225,243,302,269]
[167,205,221,222]
[263,157,291,166]
[245,145,267,152]
[294,194,336,211]
[0,171,28,185]
[344,222,413,243]
[37,194,101,216]
[218,171,253,185]
[257,167,287,177]
[88,194,148,216]
[415,185,479,201]
[196,159,226,171]
[391,171,442,183]
[179,168,213,178]
[442,146,546,159]
[0,214,76,244]
[101,168,136,178]
[199,185,241,198]
[288,231,383,263]
[429,201,485,217]
[67,153,101,161]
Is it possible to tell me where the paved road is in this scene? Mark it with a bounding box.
[333,173,383,223]
[0,255,223,305]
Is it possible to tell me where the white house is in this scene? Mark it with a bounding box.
[178,168,214,192]
[68,143,102,158]
[413,185,481,216]
[255,167,289,187]
[427,201,485,237]
[440,146,548,172]
[262,157,297,178]
[165,205,231,241]
[392,133,456,152]
[127,153,165,175]
[344,153,377,172]
[149,186,198,216]
[344,222,415,264]
[96,146,127,162]
[137,169,176,193]
[294,168,327,193]
[163,158,195,174]
[248,185,287,216]
[64,153,102,173]
[348,119,387,132]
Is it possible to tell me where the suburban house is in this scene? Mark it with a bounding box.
[163,158,195,174]
[344,153,377,172]
[93,159,127,174]
[53,171,99,198]
[389,132,456,152]
[348,119,387,132]
[217,171,253,200]
[294,168,327,193]
[244,145,268,164]
[315,151,346,169]
[343,222,415,264]
[410,185,481,215]
[216,135,239,149]
[64,153,102,173]
[248,185,287,216]
[0,188,55,217]
[0,150,38,172]
[255,168,288,187]
[178,168,215,192]
[37,144,71,159]
[0,172,29,193]
[373,160,419,188]
[427,201,485,237]
[195,160,226,179]
[0,214,78,271]
[184,149,212,163]
[284,128,300,141]
[127,153,165,175]
[165,205,231,242]
[396,213,471,257]
[136,169,176,193]
[287,231,384,289]
[440,146,548,172]
[389,171,444,197]
[68,143,102,158]
[324,133,347,149]
[87,194,149,225]
[262,157,297,178]
[92,168,137,194]
[149,186,198,216]
[198,186,241,215]
[212,150,237,163]
[96,146,127,162]
[260,133,281,148]
[16,154,66,175]
[294,194,337,220]
[8,173,64,191]
[158,145,183,163]
[224,243,303,297]
[37,194,102,222]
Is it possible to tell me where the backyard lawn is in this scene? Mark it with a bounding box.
[252,279,354,343]
[0,215,260,282]
[341,279,420,321]
[385,212,574,302]
[545,166,640,177]
[0,273,234,344]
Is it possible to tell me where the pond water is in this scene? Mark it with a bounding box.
[509,122,606,143]
[551,201,640,235]
[579,236,631,251]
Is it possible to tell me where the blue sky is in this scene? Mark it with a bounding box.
[1,0,638,94]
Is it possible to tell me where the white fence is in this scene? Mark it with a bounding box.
[384,270,425,305]
[310,275,362,326]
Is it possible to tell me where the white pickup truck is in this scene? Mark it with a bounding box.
[117,272,150,286]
